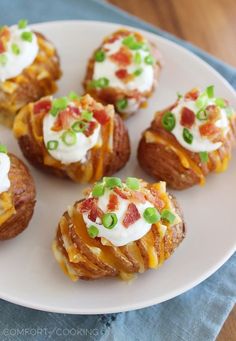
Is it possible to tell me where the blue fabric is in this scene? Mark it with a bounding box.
[0,0,235,340]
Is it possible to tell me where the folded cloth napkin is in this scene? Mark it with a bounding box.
[0,0,235,340]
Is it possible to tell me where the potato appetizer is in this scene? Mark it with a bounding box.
[0,19,61,128]
[0,144,36,240]
[138,86,236,190]
[83,29,162,118]
[52,176,185,281]
[13,93,130,182]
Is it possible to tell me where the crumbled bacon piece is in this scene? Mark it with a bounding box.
[110,46,132,67]
[146,189,165,210]
[205,105,220,122]
[113,187,128,199]
[0,41,5,54]
[68,105,80,117]
[134,32,143,42]
[0,26,10,53]
[84,121,97,137]
[184,88,200,101]
[128,191,146,204]
[115,69,128,79]
[33,99,52,115]
[107,193,119,211]
[199,122,221,137]
[51,110,71,131]
[93,109,110,125]
[79,198,97,213]
[180,107,195,128]
[88,205,103,222]
[123,203,141,228]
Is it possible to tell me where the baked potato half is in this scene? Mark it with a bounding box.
[83,29,162,119]
[138,86,236,189]
[52,176,185,281]
[0,21,61,128]
[13,93,130,183]
[0,146,36,240]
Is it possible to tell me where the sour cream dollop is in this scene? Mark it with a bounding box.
[0,153,11,194]
[0,24,39,82]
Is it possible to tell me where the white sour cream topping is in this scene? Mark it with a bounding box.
[83,188,155,247]
[93,36,154,93]
[0,153,11,194]
[0,25,39,82]
[43,107,101,165]
[172,98,229,153]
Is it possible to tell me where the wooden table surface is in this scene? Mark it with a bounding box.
[108,0,236,340]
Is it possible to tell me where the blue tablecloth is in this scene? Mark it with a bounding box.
[0,1,235,340]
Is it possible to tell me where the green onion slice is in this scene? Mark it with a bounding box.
[88,225,99,238]
[215,98,226,108]
[18,19,28,29]
[126,177,140,190]
[196,94,208,109]
[134,52,142,64]
[0,54,7,66]
[183,128,193,144]
[122,35,143,50]
[162,112,176,131]
[21,31,33,42]
[68,91,80,101]
[104,177,122,189]
[161,209,176,224]
[199,151,208,163]
[81,111,93,121]
[0,144,7,153]
[206,85,214,98]
[116,98,128,111]
[144,55,154,65]
[95,50,106,62]
[143,207,161,224]
[102,213,118,229]
[11,43,20,55]
[46,140,59,151]
[71,120,87,133]
[133,68,143,77]
[97,77,109,88]
[196,109,208,121]
[61,130,77,146]
[92,182,105,197]
[50,97,68,116]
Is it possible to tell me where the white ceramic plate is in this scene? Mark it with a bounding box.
[0,21,235,314]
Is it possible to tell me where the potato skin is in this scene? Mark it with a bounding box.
[0,154,36,240]
[15,106,130,182]
[138,108,236,190]
[0,32,61,128]
[53,193,185,281]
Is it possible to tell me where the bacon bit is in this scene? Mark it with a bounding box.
[184,88,200,101]
[0,27,10,54]
[88,205,103,222]
[93,109,110,125]
[0,41,5,54]
[68,105,80,117]
[199,122,221,137]
[205,105,220,122]
[180,107,195,128]
[123,203,141,228]
[146,189,165,210]
[107,193,119,211]
[84,121,97,137]
[114,187,128,199]
[51,110,71,132]
[33,99,52,115]
[128,191,146,204]
[78,198,97,213]
[134,32,143,42]
[115,68,128,79]
[110,46,132,67]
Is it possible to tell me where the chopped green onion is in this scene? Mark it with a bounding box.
[144,55,154,65]
[196,109,208,121]
[133,68,143,77]
[206,85,214,98]
[126,177,140,190]
[11,43,20,55]
[0,54,7,66]
[95,50,106,62]
[61,130,77,146]
[88,225,99,238]
[46,140,58,151]
[92,182,105,197]
[199,151,208,163]
[215,98,226,108]
[162,112,176,131]
[143,207,161,224]
[183,128,193,144]
[122,35,143,50]
[71,120,87,133]
[134,52,142,64]
[81,111,93,121]
[50,97,68,116]
[97,77,109,88]
[177,92,183,100]
[196,94,208,109]
[102,213,118,229]
[161,209,176,224]
[116,98,128,111]
[104,177,122,189]
[0,144,7,153]
[68,91,80,101]
[21,31,33,42]
[225,107,234,118]
[18,19,28,29]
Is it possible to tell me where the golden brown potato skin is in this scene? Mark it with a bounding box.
[0,32,61,128]
[15,105,130,182]
[53,194,185,281]
[0,154,36,240]
[138,108,236,190]
[83,30,162,119]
